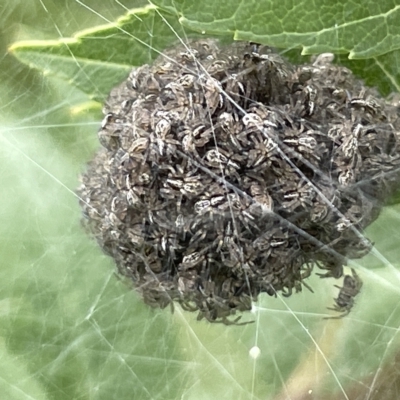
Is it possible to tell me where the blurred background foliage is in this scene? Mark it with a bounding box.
[2,1,400,399]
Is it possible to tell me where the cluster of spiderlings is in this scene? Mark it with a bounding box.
[78,39,400,324]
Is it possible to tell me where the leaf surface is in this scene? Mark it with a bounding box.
[9,5,192,101]
[154,0,400,58]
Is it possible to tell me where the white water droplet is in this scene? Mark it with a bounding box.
[249,346,261,359]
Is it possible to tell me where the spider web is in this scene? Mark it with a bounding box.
[2,1,400,399]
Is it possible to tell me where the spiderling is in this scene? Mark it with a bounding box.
[78,39,400,324]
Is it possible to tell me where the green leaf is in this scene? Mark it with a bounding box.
[9,2,400,102]
[9,5,199,102]
[154,0,400,59]
[337,51,400,96]
[0,332,48,400]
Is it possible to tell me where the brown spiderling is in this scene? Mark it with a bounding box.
[78,39,400,324]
